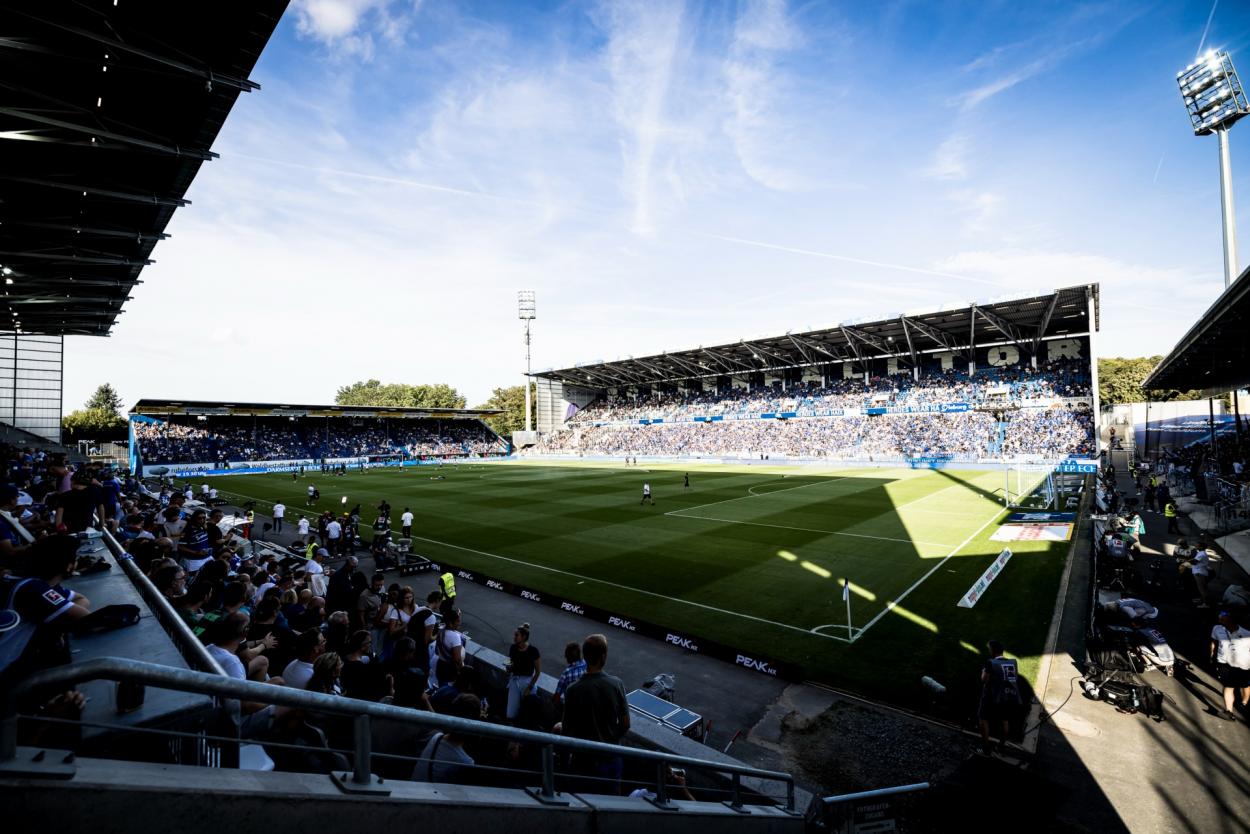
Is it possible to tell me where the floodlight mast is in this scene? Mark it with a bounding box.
[1178,49,1250,289]
[518,290,536,433]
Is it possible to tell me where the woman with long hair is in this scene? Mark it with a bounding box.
[383,585,417,659]
[434,608,465,689]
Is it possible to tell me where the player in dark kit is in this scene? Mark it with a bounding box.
[683,473,690,490]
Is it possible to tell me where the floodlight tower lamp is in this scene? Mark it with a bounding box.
[518,290,536,433]
[1178,49,1250,289]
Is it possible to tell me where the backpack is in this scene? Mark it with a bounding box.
[0,577,37,675]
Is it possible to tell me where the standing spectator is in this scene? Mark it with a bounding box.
[438,571,457,617]
[1210,612,1250,721]
[400,507,414,539]
[506,623,542,722]
[978,640,1021,756]
[552,641,587,711]
[434,608,466,688]
[272,501,285,533]
[297,515,310,538]
[561,633,630,794]
[360,576,390,652]
[1181,545,1212,609]
[384,586,418,659]
[54,469,105,533]
[325,556,359,617]
[326,515,343,555]
[177,510,213,574]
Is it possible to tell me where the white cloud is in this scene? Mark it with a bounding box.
[598,0,688,234]
[925,133,969,180]
[947,189,1003,234]
[291,0,420,58]
[724,0,812,191]
[933,249,1225,357]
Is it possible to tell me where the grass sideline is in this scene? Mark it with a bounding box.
[209,460,1068,710]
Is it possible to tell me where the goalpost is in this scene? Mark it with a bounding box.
[1002,461,1059,510]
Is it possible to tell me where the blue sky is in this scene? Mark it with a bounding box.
[63,0,1250,411]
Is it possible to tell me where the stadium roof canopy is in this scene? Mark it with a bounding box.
[131,399,501,420]
[537,284,1100,388]
[1144,265,1250,396]
[0,0,287,336]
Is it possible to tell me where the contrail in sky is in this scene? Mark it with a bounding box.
[1196,0,1219,58]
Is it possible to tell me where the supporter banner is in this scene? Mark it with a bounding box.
[1006,511,1075,524]
[428,560,802,681]
[991,523,1073,542]
[1054,459,1098,473]
[956,548,1013,608]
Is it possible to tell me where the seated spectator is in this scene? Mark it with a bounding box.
[413,694,481,783]
[282,628,327,690]
[0,535,92,689]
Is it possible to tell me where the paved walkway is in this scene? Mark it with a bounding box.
[1033,466,1250,833]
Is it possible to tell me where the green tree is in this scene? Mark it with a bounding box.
[334,380,466,409]
[61,408,127,441]
[474,384,535,437]
[1098,357,1205,405]
[84,383,124,416]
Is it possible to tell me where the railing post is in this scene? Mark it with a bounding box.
[787,778,796,813]
[353,714,371,785]
[329,713,388,795]
[524,743,569,806]
[541,743,556,798]
[1,710,17,762]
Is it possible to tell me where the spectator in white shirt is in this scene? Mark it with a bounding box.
[272,502,286,533]
[282,628,327,690]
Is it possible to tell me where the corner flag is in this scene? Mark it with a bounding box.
[842,581,850,602]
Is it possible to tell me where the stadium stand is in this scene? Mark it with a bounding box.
[134,417,506,465]
[128,401,509,473]
[530,287,1100,462]
[0,448,805,827]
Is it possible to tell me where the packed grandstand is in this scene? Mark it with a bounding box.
[532,359,1095,460]
[134,418,507,465]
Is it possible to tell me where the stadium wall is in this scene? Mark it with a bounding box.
[0,332,63,444]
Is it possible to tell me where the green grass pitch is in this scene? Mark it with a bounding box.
[209,460,1072,710]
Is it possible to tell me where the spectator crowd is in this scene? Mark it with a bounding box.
[135,417,507,465]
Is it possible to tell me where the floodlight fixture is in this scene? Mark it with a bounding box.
[518,289,536,320]
[1178,49,1249,288]
[517,290,536,432]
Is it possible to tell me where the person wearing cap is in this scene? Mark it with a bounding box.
[0,484,35,572]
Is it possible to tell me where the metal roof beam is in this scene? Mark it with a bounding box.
[741,340,791,365]
[0,219,169,241]
[901,316,967,359]
[839,327,863,362]
[0,250,151,267]
[973,304,1029,353]
[0,106,217,160]
[662,353,705,377]
[6,12,262,92]
[900,317,918,368]
[1034,294,1060,353]
[840,324,894,357]
[1,176,190,206]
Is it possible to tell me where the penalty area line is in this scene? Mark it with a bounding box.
[405,533,854,643]
[849,508,1004,643]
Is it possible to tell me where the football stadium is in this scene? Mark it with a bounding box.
[3,2,1250,832]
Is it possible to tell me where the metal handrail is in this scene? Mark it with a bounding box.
[820,781,930,806]
[96,526,225,677]
[1,657,797,808]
